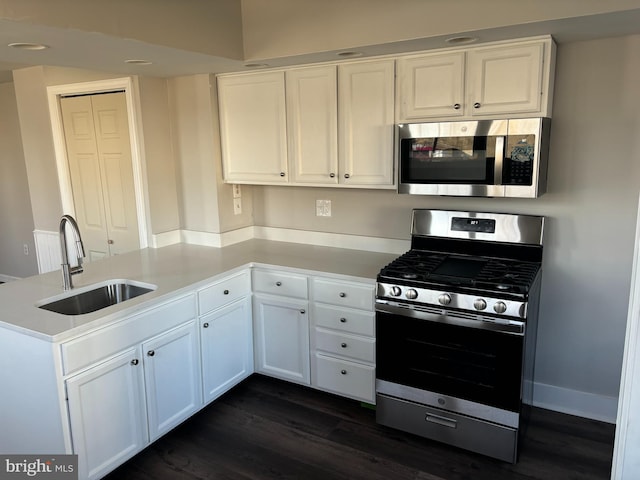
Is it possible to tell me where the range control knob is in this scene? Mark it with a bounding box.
[473,298,487,311]
[494,301,507,314]
[438,294,452,306]
[405,289,418,300]
[390,286,402,297]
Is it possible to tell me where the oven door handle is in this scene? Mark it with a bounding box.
[375,301,525,335]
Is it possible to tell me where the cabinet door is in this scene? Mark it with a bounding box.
[218,72,289,183]
[142,321,202,441]
[201,297,254,403]
[66,348,147,480]
[338,60,395,186]
[467,43,544,116]
[397,52,465,120]
[253,294,310,384]
[287,66,339,184]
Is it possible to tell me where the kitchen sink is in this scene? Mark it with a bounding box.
[37,280,157,315]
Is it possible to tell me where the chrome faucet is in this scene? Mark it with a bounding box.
[60,215,86,290]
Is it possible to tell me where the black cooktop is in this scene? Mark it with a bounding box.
[377,249,541,295]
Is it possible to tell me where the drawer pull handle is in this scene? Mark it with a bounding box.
[341,342,347,348]
[425,412,457,429]
[340,369,347,375]
[340,317,347,323]
[224,289,229,295]
[131,359,139,366]
[339,292,346,298]
[147,350,155,357]
[203,322,210,328]
[276,281,282,287]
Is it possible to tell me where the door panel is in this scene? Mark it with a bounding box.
[91,93,140,255]
[61,96,109,261]
[60,92,139,261]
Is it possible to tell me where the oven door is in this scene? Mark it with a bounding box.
[376,302,525,414]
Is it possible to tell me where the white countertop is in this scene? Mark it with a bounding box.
[0,239,398,342]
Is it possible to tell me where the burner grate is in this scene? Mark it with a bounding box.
[378,249,540,294]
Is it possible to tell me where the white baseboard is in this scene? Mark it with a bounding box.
[0,274,20,283]
[253,226,409,254]
[530,381,618,423]
[152,226,408,255]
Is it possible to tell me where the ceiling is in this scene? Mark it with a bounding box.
[2,5,640,83]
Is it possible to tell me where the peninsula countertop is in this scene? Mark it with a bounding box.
[0,239,399,342]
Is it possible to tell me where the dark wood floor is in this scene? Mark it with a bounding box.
[104,375,616,480]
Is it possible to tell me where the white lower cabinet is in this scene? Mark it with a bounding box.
[66,348,147,480]
[142,321,202,441]
[310,276,377,403]
[253,294,310,384]
[200,297,253,403]
[66,319,201,480]
[63,295,201,480]
[198,270,254,404]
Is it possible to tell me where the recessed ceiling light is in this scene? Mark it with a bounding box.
[125,59,153,65]
[243,63,269,68]
[445,36,478,45]
[337,51,363,58]
[8,42,49,50]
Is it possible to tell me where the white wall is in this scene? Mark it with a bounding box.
[0,82,39,279]
[253,35,640,422]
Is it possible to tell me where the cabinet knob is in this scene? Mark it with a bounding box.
[107,239,114,245]
[300,309,306,314]
[339,292,346,298]
[344,174,350,179]
[280,172,286,177]
[453,103,461,110]
[203,322,209,328]
[131,359,139,366]
[473,102,481,109]
[147,350,155,357]
[340,317,347,323]
[341,342,347,348]
[223,289,229,295]
[276,281,282,287]
[329,173,335,178]
[340,369,347,375]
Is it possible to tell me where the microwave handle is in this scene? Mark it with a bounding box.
[494,136,505,185]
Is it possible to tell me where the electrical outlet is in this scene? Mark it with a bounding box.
[232,184,242,199]
[233,197,242,215]
[316,199,331,217]
[23,244,29,255]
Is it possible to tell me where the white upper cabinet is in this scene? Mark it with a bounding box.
[396,36,556,122]
[217,59,395,188]
[397,51,465,120]
[218,72,289,183]
[338,59,396,187]
[287,65,339,185]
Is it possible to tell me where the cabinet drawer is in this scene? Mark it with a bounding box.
[61,294,197,375]
[313,304,374,337]
[314,354,375,403]
[315,329,375,363]
[253,270,308,299]
[312,277,374,310]
[198,271,250,315]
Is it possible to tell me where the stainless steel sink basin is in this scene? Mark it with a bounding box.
[38,280,156,315]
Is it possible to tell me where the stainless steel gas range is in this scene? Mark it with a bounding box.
[375,209,544,463]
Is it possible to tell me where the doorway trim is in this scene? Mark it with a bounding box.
[47,77,149,249]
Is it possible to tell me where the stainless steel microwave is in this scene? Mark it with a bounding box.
[397,118,551,198]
